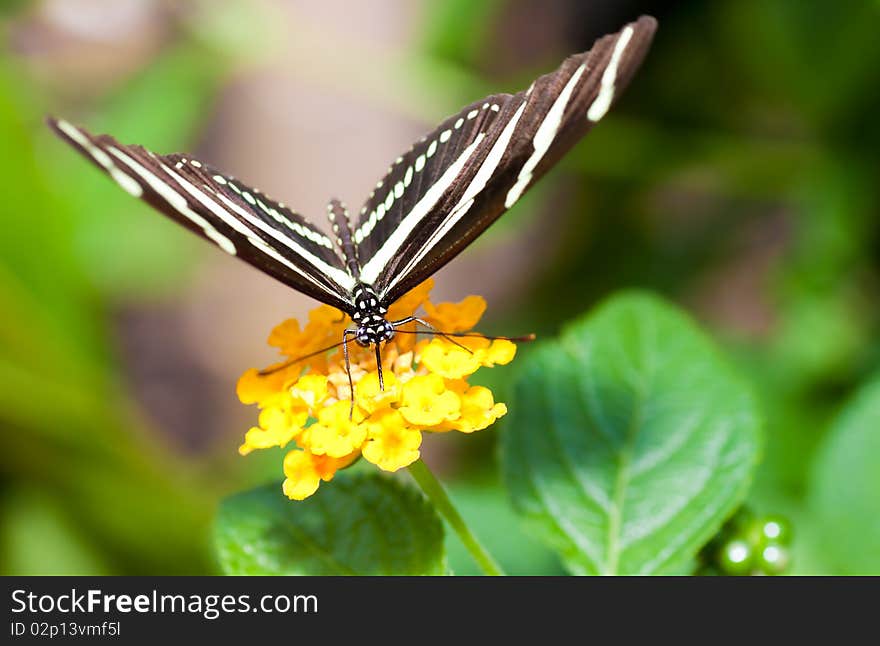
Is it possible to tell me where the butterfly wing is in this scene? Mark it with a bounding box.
[355,15,657,304]
[47,118,356,311]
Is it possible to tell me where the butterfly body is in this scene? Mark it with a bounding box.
[351,283,394,347]
[48,16,657,381]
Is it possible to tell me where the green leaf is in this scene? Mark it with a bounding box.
[502,292,762,575]
[0,487,110,576]
[215,473,446,575]
[444,477,564,575]
[808,374,880,575]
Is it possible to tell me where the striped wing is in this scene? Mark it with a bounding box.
[355,15,657,304]
[47,118,356,311]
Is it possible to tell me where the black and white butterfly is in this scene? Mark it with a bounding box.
[49,16,656,391]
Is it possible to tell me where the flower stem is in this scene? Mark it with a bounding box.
[408,458,505,576]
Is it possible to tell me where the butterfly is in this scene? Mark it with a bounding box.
[48,16,656,395]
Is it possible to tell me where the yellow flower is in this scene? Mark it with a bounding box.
[386,279,434,322]
[237,280,524,500]
[445,385,508,433]
[399,374,461,426]
[419,338,483,379]
[355,370,401,414]
[305,401,368,458]
[238,395,308,455]
[477,339,518,366]
[424,295,486,332]
[282,450,358,500]
[237,367,289,406]
[385,279,436,352]
[290,374,330,409]
[362,408,422,471]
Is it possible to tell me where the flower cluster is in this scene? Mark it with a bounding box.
[236,279,517,500]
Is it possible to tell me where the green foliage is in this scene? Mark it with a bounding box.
[0,18,227,576]
[2,0,879,575]
[215,475,447,575]
[443,477,564,575]
[502,293,762,575]
[0,487,109,575]
[808,375,880,575]
[420,0,506,69]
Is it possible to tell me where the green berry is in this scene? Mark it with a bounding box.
[718,539,754,576]
[758,515,792,546]
[757,543,791,574]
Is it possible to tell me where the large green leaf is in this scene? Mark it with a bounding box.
[502,292,762,575]
[808,374,880,575]
[444,477,564,575]
[215,474,446,575]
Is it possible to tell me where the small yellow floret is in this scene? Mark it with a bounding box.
[419,338,483,379]
[362,408,422,471]
[305,401,368,458]
[398,374,461,426]
[355,371,401,414]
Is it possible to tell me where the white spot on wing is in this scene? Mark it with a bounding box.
[55,120,143,197]
[505,63,587,208]
[389,103,528,293]
[106,146,235,254]
[587,25,634,122]
[359,133,486,287]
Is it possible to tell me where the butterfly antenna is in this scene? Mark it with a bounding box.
[394,330,537,343]
[257,338,348,376]
[391,316,472,353]
[391,316,535,353]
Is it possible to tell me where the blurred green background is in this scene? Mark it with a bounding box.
[1,0,877,575]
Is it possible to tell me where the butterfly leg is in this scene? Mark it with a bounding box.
[342,328,358,419]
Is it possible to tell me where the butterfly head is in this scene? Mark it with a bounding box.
[352,284,392,347]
